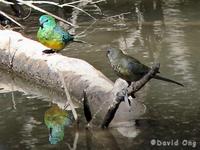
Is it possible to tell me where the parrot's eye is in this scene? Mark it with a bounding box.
[44,19,49,23]
[107,50,111,54]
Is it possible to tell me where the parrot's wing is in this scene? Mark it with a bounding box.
[54,25,74,42]
[37,26,54,41]
[127,61,150,76]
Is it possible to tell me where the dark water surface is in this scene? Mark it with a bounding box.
[0,0,200,149]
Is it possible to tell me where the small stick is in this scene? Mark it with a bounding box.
[21,0,96,20]
[61,3,96,20]
[127,63,160,94]
[66,131,79,150]
[0,0,14,5]
[16,0,76,27]
[101,97,122,128]
[0,10,24,29]
[58,72,78,121]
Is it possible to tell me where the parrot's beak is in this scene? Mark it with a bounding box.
[40,23,43,29]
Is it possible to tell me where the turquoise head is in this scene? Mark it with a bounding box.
[39,15,56,29]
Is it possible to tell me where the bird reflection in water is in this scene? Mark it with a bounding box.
[44,104,73,144]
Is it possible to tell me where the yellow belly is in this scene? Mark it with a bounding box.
[41,40,65,51]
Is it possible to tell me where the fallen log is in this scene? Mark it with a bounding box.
[0,29,159,127]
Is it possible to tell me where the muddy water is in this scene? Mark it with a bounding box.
[0,0,200,149]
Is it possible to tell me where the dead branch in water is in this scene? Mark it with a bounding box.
[59,72,78,121]
[82,63,160,128]
[101,63,160,128]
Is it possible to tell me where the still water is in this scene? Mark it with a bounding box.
[0,0,200,149]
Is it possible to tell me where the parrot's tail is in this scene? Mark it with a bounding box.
[154,75,184,87]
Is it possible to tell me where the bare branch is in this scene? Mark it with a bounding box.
[101,98,121,128]
[23,0,96,20]
[75,20,96,38]
[0,0,14,5]
[22,7,32,20]
[127,63,160,94]
[25,0,59,6]
[65,0,85,5]
[0,0,105,28]
[90,0,106,4]
[105,12,131,19]
[0,10,24,29]
[58,72,78,121]
[16,0,76,27]
[61,3,96,20]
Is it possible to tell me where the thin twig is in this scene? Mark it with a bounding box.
[58,72,78,121]
[61,3,96,20]
[66,131,79,150]
[75,19,96,38]
[89,98,109,124]
[1,0,105,21]
[16,0,76,27]
[8,37,11,68]
[127,63,160,94]
[25,0,59,6]
[64,0,84,5]
[105,12,131,19]
[0,10,24,29]
[24,0,96,20]
[0,0,14,5]
[22,7,32,20]
[10,75,16,110]
[11,88,16,110]
[90,0,106,4]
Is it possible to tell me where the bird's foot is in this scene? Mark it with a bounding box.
[130,92,136,98]
[42,49,55,54]
[127,81,136,98]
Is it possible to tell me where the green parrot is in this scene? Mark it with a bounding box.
[107,48,184,86]
[37,15,74,53]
